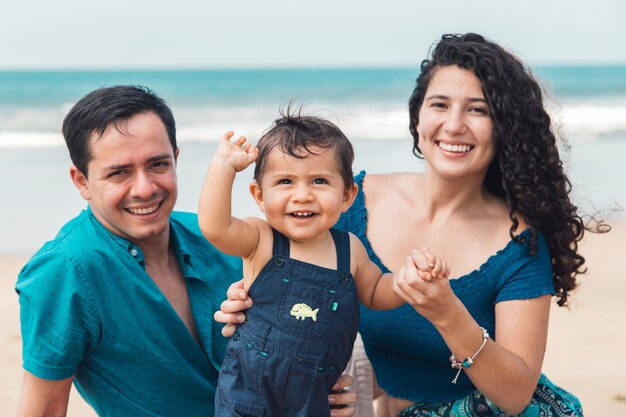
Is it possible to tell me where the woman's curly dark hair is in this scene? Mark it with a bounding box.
[408,33,600,306]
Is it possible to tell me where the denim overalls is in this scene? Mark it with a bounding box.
[215,228,360,417]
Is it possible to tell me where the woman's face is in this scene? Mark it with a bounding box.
[416,65,495,183]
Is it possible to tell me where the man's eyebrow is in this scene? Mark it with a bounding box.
[103,163,131,171]
[103,153,174,170]
[146,153,175,163]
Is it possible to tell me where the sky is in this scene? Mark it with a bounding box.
[1,0,625,69]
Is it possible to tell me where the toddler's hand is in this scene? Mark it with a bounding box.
[411,247,449,281]
[214,131,259,172]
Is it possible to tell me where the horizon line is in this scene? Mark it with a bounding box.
[2,62,626,72]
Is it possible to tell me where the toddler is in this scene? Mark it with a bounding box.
[198,111,448,417]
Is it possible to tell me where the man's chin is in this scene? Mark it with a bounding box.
[128,223,170,241]
[106,221,170,246]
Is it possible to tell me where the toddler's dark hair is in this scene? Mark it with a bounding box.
[254,106,355,190]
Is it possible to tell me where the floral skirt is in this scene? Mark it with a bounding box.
[397,375,582,417]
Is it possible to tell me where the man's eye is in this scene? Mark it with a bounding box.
[151,161,170,169]
[108,170,125,178]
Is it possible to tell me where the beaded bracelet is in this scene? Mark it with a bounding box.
[449,327,489,384]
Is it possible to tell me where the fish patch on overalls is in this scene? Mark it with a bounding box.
[290,303,319,321]
[215,228,360,417]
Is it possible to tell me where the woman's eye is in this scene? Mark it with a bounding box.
[430,102,447,109]
[470,107,488,114]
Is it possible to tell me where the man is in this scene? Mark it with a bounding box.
[16,86,354,416]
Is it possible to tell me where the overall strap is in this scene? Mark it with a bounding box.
[330,228,351,272]
[271,228,290,257]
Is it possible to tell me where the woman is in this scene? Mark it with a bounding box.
[218,33,599,416]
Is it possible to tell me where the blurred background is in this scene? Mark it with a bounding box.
[1,0,625,254]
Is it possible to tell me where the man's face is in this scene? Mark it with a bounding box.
[70,111,178,247]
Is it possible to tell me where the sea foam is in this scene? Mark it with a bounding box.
[2,103,625,148]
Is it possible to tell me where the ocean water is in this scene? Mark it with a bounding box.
[1,66,626,146]
[1,67,625,254]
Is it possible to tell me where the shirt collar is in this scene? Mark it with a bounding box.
[84,206,194,273]
[169,219,195,276]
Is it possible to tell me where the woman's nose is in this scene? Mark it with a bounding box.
[444,110,467,135]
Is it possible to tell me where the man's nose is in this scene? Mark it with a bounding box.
[130,170,159,199]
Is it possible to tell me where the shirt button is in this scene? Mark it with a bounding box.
[340,275,349,284]
[275,258,284,268]
[233,331,240,341]
[130,248,138,257]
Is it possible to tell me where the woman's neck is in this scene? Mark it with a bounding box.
[419,169,492,223]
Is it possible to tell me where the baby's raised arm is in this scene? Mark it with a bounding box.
[198,131,261,258]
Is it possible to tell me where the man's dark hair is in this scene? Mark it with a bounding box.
[62,85,176,176]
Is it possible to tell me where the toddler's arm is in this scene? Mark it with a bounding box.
[350,234,405,310]
[353,241,450,310]
[198,131,261,258]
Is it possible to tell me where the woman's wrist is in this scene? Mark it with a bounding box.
[427,295,468,330]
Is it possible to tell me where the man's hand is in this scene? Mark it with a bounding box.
[329,374,357,417]
[213,279,252,337]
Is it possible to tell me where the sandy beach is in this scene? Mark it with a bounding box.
[1,221,625,417]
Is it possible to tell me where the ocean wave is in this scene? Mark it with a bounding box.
[551,103,626,141]
[0,132,65,148]
[2,103,626,148]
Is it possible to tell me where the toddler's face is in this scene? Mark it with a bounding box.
[250,146,357,243]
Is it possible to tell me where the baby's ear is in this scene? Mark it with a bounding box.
[249,182,265,213]
[341,183,359,212]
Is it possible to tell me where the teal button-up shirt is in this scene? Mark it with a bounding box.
[16,209,242,417]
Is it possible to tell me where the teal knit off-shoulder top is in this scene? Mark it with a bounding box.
[335,171,555,403]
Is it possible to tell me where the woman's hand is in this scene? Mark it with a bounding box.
[329,374,357,417]
[393,249,461,325]
[213,279,252,337]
